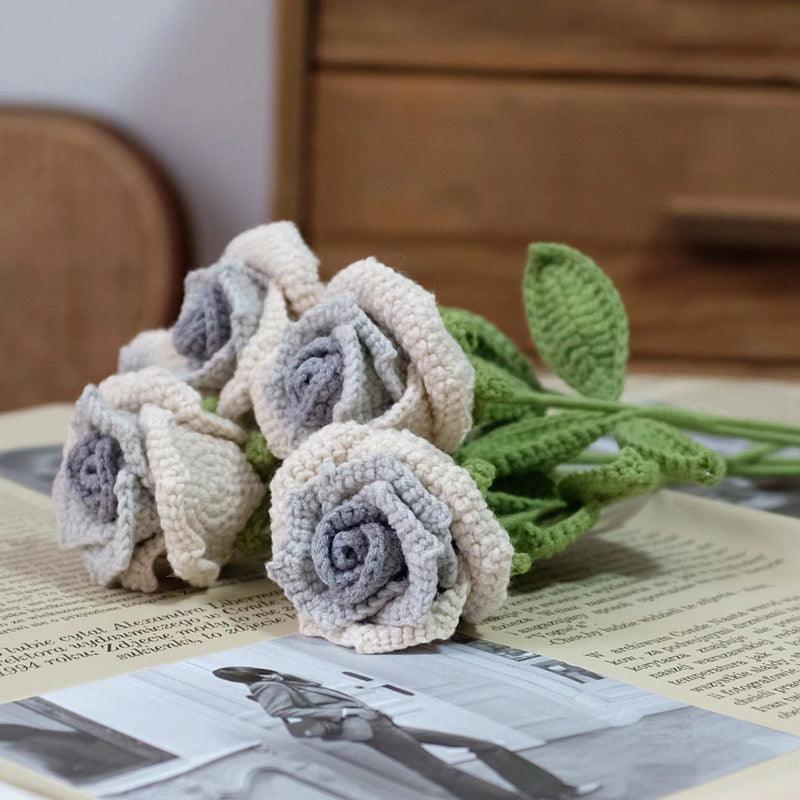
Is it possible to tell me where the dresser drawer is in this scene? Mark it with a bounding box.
[308,74,800,363]
[316,0,800,83]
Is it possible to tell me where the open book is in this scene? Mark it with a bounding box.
[0,394,799,800]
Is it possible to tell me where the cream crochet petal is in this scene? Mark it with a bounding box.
[326,259,474,452]
[118,533,166,593]
[269,422,512,653]
[216,222,324,420]
[171,260,267,391]
[297,570,470,655]
[54,463,160,587]
[97,368,246,443]
[53,383,162,586]
[367,363,434,442]
[219,286,291,420]
[118,329,184,375]
[140,405,265,587]
[223,221,323,316]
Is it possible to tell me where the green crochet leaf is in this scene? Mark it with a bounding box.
[471,355,545,426]
[615,418,726,485]
[558,447,660,504]
[524,243,629,401]
[234,494,271,555]
[457,410,630,478]
[487,489,558,515]
[440,306,540,388]
[509,503,601,574]
[244,431,280,482]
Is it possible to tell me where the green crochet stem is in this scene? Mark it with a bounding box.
[511,390,800,450]
[453,241,800,582]
[571,450,800,478]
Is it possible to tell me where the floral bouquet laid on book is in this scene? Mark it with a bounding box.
[53,222,800,653]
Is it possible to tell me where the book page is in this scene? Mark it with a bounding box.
[475,491,800,737]
[3,401,800,799]
[0,406,72,451]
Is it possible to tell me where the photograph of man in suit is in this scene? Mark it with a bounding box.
[214,666,598,800]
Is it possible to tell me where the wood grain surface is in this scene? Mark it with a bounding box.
[273,1,800,377]
[317,0,800,84]
[307,73,800,367]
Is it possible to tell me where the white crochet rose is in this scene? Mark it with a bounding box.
[53,369,265,591]
[267,422,513,654]
[255,258,475,459]
[118,222,323,409]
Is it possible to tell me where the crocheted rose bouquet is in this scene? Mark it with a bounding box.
[54,222,800,653]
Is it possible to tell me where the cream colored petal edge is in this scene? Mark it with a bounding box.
[141,405,266,587]
[223,221,324,316]
[219,286,292,421]
[269,422,512,627]
[98,368,246,443]
[326,259,474,452]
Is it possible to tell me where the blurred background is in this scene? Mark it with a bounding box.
[2,0,799,412]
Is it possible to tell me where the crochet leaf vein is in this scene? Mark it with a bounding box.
[524,243,629,401]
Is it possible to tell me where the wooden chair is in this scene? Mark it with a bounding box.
[0,109,187,410]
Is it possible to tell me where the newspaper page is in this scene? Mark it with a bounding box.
[1,402,800,799]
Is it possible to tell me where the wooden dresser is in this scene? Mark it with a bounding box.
[275,0,800,377]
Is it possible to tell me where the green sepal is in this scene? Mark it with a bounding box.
[234,495,271,555]
[511,552,533,576]
[457,410,630,478]
[524,243,629,401]
[558,447,660,504]
[460,456,496,497]
[201,394,219,413]
[509,503,601,574]
[233,431,279,555]
[471,355,545,426]
[615,418,726,485]
[440,306,540,388]
[244,431,280,483]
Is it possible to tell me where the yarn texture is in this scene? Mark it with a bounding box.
[54,369,264,590]
[257,258,474,458]
[524,243,629,401]
[119,222,323,409]
[267,422,513,654]
[120,258,266,391]
[217,221,324,418]
[53,227,800,655]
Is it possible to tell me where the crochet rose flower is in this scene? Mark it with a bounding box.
[266,423,513,654]
[255,258,474,458]
[118,222,323,406]
[53,369,265,591]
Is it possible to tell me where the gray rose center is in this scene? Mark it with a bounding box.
[172,281,232,362]
[65,432,125,523]
[311,501,404,605]
[286,336,344,429]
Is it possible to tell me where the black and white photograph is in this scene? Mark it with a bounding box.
[0,633,797,800]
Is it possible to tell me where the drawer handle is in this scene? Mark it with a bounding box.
[668,197,800,251]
